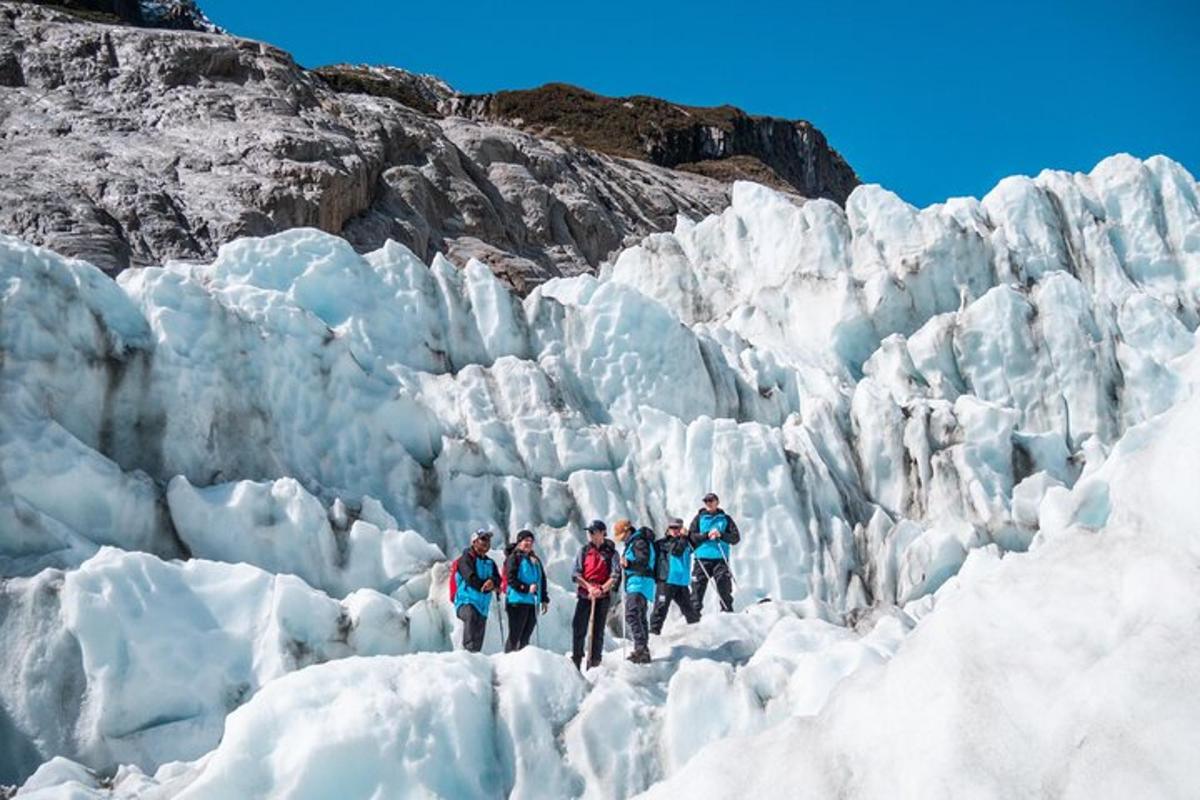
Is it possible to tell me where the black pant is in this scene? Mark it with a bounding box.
[458,604,487,652]
[571,594,610,666]
[625,591,651,652]
[505,603,538,652]
[692,558,734,613]
[650,582,699,633]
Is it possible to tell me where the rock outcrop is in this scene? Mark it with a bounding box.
[0,2,855,291]
[25,0,219,30]
[449,82,859,203]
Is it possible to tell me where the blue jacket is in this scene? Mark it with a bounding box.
[623,528,657,602]
[688,508,740,561]
[657,535,693,586]
[455,548,497,616]
[504,550,548,606]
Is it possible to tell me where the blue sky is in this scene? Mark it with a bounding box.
[201,0,1198,208]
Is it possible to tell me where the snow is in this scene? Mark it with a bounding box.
[0,547,446,783]
[10,608,902,799]
[2,153,1200,796]
[165,475,444,597]
[644,388,1200,799]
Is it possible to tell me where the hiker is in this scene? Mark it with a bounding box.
[650,517,700,634]
[618,523,657,664]
[688,492,740,614]
[570,519,621,669]
[454,529,500,652]
[503,529,549,652]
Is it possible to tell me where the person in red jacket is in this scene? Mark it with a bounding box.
[570,519,622,669]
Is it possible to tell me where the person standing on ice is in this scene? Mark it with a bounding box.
[618,524,657,663]
[570,519,621,669]
[688,492,740,614]
[454,529,499,653]
[650,517,700,634]
[503,529,549,652]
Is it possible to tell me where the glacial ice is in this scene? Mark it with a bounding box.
[3,153,1200,797]
[646,377,1200,800]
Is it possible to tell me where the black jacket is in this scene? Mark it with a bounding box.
[624,527,657,578]
[504,548,550,603]
[458,547,498,591]
[687,508,741,548]
[654,533,691,581]
[657,534,692,557]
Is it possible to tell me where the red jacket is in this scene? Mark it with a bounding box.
[571,540,621,597]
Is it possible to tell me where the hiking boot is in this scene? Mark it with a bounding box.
[571,656,581,671]
[630,648,651,664]
[587,658,602,669]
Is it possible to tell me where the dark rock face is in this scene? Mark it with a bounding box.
[0,3,857,292]
[450,83,859,204]
[21,0,218,30]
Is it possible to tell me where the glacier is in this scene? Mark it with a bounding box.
[1,153,1199,797]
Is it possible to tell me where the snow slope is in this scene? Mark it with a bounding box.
[644,359,1200,800]
[2,153,1199,796]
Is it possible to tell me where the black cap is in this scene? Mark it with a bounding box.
[668,517,684,528]
[703,493,719,503]
[472,528,494,542]
[516,529,535,543]
[586,519,606,533]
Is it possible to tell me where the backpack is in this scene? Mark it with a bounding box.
[499,543,520,595]
[450,552,502,601]
[654,537,671,582]
[627,527,657,578]
[448,556,460,602]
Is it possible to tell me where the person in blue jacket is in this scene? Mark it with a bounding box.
[503,529,549,652]
[650,517,700,634]
[455,529,499,652]
[688,492,740,614]
[617,523,657,664]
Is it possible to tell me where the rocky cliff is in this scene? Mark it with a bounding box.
[0,2,856,291]
[25,0,218,30]
[450,83,858,202]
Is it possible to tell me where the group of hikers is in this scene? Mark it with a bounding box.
[450,492,740,667]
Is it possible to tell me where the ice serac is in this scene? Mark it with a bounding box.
[644,371,1200,800]
[0,546,446,781]
[1,153,1199,795]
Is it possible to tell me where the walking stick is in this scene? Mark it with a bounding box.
[583,596,597,668]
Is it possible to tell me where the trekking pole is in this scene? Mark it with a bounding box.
[621,582,630,660]
[496,593,506,650]
[694,556,717,614]
[719,549,741,592]
[534,579,542,650]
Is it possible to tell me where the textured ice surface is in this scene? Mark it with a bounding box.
[646,376,1200,799]
[3,154,1200,795]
